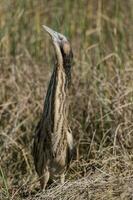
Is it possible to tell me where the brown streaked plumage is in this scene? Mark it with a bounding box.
[33,25,73,190]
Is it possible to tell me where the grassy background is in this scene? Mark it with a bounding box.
[0,0,133,199]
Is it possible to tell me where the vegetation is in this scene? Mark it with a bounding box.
[0,0,133,199]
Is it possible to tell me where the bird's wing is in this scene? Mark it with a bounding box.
[66,128,74,166]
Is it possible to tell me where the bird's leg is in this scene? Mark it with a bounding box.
[40,169,50,191]
[60,173,65,184]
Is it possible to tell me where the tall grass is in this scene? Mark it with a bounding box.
[0,0,133,199]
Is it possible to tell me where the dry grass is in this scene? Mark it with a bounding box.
[0,0,133,199]
[31,174,133,200]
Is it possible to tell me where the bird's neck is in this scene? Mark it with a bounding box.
[54,65,69,133]
[43,65,71,132]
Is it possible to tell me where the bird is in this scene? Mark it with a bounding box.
[32,25,74,190]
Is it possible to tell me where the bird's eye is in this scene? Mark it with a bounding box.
[59,36,63,40]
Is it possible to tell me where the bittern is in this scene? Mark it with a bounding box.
[33,25,73,190]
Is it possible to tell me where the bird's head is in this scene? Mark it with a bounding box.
[43,25,73,70]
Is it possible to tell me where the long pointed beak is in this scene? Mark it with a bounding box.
[42,25,60,42]
[42,25,67,43]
